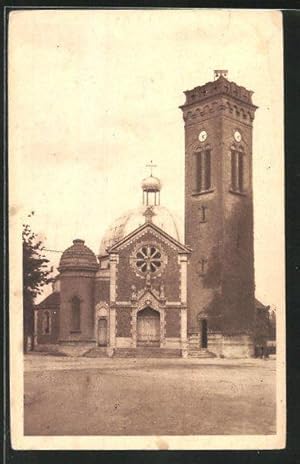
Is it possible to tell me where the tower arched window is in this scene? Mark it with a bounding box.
[231,146,244,193]
[71,296,81,332]
[42,310,51,335]
[194,148,211,193]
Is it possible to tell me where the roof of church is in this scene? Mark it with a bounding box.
[36,291,60,309]
[99,205,183,257]
[59,239,98,272]
[108,220,191,254]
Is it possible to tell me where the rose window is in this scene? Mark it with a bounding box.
[135,245,162,273]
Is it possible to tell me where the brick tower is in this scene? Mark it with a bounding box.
[180,70,258,357]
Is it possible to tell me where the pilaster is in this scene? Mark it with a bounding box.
[178,254,188,304]
[180,308,188,357]
[109,307,116,353]
[109,253,119,303]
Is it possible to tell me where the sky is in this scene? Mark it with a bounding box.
[9,9,284,308]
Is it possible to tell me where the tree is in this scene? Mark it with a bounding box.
[23,212,54,352]
[268,305,276,340]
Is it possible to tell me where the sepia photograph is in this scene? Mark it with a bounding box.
[9,9,285,450]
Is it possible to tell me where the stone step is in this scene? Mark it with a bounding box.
[83,347,109,358]
[188,350,216,358]
[56,343,95,357]
[114,348,182,358]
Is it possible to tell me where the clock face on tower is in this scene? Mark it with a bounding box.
[198,130,207,142]
[234,130,242,142]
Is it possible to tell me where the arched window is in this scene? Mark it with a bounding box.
[231,146,244,193]
[42,311,51,335]
[71,296,81,332]
[194,149,211,193]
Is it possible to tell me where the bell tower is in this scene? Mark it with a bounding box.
[180,71,258,357]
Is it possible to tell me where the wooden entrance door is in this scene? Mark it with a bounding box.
[97,318,108,346]
[137,307,160,346]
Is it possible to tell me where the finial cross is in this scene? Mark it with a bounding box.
[143,206,156,223]
[146,160,157,177]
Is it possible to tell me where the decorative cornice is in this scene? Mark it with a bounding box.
[181,97,256,127]
[180,76,257,109]
[109,253,119,263]
[59,270,96,278]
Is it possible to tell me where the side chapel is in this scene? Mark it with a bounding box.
[35,70,260,357]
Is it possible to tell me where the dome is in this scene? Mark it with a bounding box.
[99,205,183,257]
[141,175,161,192]
[59,239,98,272]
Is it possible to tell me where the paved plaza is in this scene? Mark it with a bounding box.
[24,355,276,436]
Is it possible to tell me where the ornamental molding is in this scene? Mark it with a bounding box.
[95,301,109,318]
[110,223,187,254]
[60,271,97,278]
[139,287,164,304]
[198,312,209,320]
[131,290,166,318]
[165,301,183,307]
[182,98,255,127]
[187,139,212,154]
[95,270,110,279]
[178,254,188,263]
[109,253,119,263]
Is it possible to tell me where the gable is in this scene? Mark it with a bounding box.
[36,292,60,310]
[108,222,190,255]
[115,228,183,303]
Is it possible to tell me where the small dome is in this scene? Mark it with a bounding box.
[141,175,161,192]
[99,205,183,257]
[59,239,98,272]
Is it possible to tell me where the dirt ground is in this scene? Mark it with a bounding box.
[24,355,276,436]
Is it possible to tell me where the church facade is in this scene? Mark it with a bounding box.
[34,71,258,358]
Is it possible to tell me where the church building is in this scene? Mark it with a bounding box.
[34,70,258,358]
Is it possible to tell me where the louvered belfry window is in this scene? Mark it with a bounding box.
[231,148,244,192]
[194,149,211,193]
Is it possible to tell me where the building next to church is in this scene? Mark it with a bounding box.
[34,70,269,358]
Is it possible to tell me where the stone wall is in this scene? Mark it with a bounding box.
[116,308,132,337]
[165,308,181,337]
[94,278,110,304]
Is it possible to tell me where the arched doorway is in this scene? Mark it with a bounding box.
[95,303,109,347]
[137,307,160,346]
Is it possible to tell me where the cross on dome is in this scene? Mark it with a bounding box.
[141,162,161,206]
[146,160,157,177]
